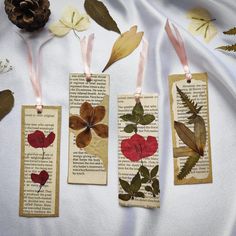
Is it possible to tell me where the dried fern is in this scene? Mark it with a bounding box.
[223,27,236,35]
[216,44,236,52]
[177,154,200,180]
[176,86,202,123]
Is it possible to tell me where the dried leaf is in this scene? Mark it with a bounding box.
[134,192,145,198]
[102,26,143,72]
[84,0,120,34]
[194,115,206,156]
[120,114,138,123]
[173,147,197,158]
[139,165,149,178]
[132,102,144,117]
[119,194,131,201]
[124,124,136,133]
[174,121,199,153]
[130,172,141,193]
[152,179,160,195]
[119,178,131,193]
[145,186,153,192]
[216,44,236,52]
[177,154,200,180]
[0,90,14,121]
[139,114,155,125]
[150,165,159,178]
[223,27,236,35]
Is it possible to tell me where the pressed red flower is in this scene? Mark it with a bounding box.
[31,170,49,193]
[69,102,108,148]
[121,134,158,162]
[27,130,55,158]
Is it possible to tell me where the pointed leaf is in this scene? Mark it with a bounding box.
[194,115,206,156]
[152,179,160,195]
[173,147,197,158]
[150,165,159,178]
[119,194,131,201]
[130,172,141,193]
[139,114,155,125]
[84,0,120,34]
[132,102,144,117]
[139,165,149,178]
[102,26,143,72]
[0,90,14,121]
[141,177,149,183]
[120,114,138,123]
[134,192,145,198]
[223,27,236,35]
[216,44,236,52]
[124,124,136,133]
[174,121,199,154]
[119,178,131,193]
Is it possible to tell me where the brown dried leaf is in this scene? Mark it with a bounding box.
[173,147,197,158]
[194,115,206,156]
[223,27,236,35]
[216,44,236,52]
[0,90,14,121]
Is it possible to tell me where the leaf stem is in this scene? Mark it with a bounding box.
[42,147,45,159]
[37,185,42,193]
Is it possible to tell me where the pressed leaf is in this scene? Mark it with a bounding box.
[150,165,159,178]
[141,177,149,183]
[177,154,200,180]
[216,44,236,52]
[139,114,155,125]
[130,172,141,193]
[120,114,137,123]
[102,26,143,72]
[152,179,160,195]
[134,192,145,198]
[132,102,144,117]
[0,90,14,121]
[119,194,131,201]
[139,165,149,178]
[119,178,131,193]
[194,115,206,156]
[84,0,120,34]
[124,124,136,133]
[173,147,197,158]
[145,186,152,192]
[223,27,236,35]
[174,121,199,153]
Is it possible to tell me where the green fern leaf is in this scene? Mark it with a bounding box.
[223,27,236,35]
[216,44,236,52]
[177,154,200,180]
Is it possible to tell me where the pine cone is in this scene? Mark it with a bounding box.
[5,0,51,31]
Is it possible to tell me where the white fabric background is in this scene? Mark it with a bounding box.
[0,0,236,235]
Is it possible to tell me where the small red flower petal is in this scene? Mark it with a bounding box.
[31,170,49,186]
[27,130,45,148]
[44,132,55,148]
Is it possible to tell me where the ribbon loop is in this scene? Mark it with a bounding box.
[135,38,149,103]
[165,20,192,83]
[80,33,95,82]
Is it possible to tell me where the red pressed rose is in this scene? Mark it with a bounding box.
[121,134,158,162]
[31,170,49,193]
[28,130,55,159]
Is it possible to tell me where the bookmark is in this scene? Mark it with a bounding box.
[19,35,61,217]
[68,34,109,185]
[118,39,160,208]
[166,20,212,185]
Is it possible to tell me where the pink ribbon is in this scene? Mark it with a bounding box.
[19,34,53,113]
[135,38,149,103]
[80,33,95,82]
[165,20,192,83]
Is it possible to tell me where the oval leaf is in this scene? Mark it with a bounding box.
[139,114,155,125]
[130,173,141,193]
[150,165,159,178]
[141,177,149,183]
[132,102,144,117]
[0,90,14,121]
[119,194,131,201]
[124,124,136,133]
[145,186,152,192]
[102,26,143,72]
[120,114,137,123]
[84,0,120,34]
[139,165,149,178]
[119,178,131,193]
[194,115,206,156]
[152,179,160,195]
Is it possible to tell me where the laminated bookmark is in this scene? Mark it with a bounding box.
[19,35,61,217]
[118,39,160,208]
[68,34,109,185]
[165,20,212,185]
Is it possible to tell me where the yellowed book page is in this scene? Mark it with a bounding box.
[169,73,212,185]
[19,106,61,217]
[118,94,160,208]
[68,73,109,185]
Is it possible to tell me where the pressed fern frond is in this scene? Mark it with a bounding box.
[177,154,200,180]
[223,27,236,35]
[216,44,236,52]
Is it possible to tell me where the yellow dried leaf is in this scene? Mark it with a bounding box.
[102,26,144,72]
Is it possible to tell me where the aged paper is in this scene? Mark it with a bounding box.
[68,73,109,185]
[20,106,61,217]
[169,73,212,185]
[118,94,160,208]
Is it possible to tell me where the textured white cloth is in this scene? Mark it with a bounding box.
[0,0,236,235]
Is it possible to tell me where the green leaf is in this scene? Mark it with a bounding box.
[141,177,149,183]
[139,114,155,125]
[0,90,14,121]
[132,102,144,117]
[119,194,131,201]
[130,173,141,193]
[152,179,160,195]
[84,0,120,34]
[119,178,131,193]
[124,124,136,133]
[150,165,159,178]
[134,192,145,198]
[120,114,138,123]
[223,27,236,35]
[177,154,200,180]
[216,44,236,52]
[145,186,153,192]
[139,166,149,178]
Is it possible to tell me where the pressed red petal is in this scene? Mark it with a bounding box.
[27,130,45,148]
[92,124,108,138]
[69,115,87,130]
[80,102,94,123]
[91,106,106,124]
[39,170,49,185]
[142,136,158,158]
[121,138,141,162]
[44,132,56,148]
[76,128,92,148]
[31,173,41,184]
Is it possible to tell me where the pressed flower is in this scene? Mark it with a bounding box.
[121,134,158,162]
[49,6,90,37]
[69,101,108,148]
[31,170,49,193]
